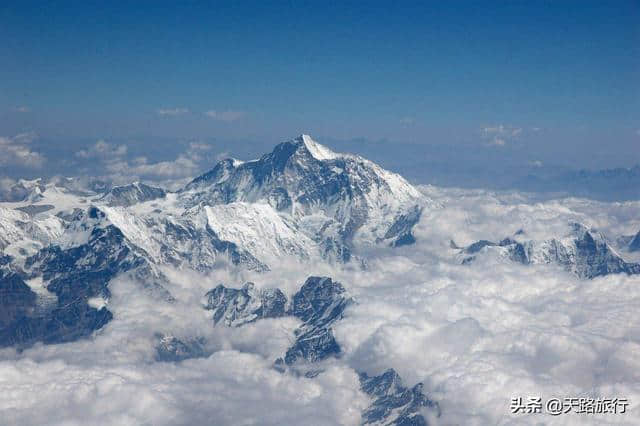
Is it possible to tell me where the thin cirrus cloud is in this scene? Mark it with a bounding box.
[204,110,245,122]
[155,108,245,122]
[481,124,523,147]
[157,108,190,116]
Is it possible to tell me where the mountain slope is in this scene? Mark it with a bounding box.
[99,182,166,207]
[204,277,439,425]
[205,276,353,365]
[181,135,432,262]
[459,222,640,279]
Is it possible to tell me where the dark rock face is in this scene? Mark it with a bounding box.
[320,236,352,263]
[0,179,46,202]
[266,187,292,211]
[0,272,37,330]
[285,277,353,364]
[0,201,273,349]
[55,207,84,222]
[204,227,269,272]
[0,270,112,348]
[204,277,440,424]
[152,219,268,273]
[284,328,341,365]
[383,205,422,247]
[460,223,640,279]
[204,282,287,327]
[183,138,365,257]
[205,276,353,365]
[0,207,153,348]
[571,226,640,278]
[359,369,440,426]
[182,135,422,262]
[15,204,55,216]
[100,182,166,207]
[290,277,349,325]
[628,230,640,252]
[155,335,208,362]
[27,225,144,301]
[465,240,496,254]
[184,138,361,211]
[0,254,12,267]
[185,158,239,197]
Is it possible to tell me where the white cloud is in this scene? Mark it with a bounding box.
[399,117,415,125]
[528,160,543,167]
[204,110,245,122]
[157,108,189,116]
[0,132,45,168]
[214,151,231,162]
[0,258,369,425]
[75,140,128,160]
[86,142,213,187]
[0,353,367,426]
[2,185,640,424]
[482,124,523,147]
[13,106,30,113]
[70,140,218,189]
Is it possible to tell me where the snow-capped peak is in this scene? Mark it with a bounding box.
[176,134,432,263]
[297,134,340,161]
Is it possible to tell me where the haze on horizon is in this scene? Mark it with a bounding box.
[1,1,639,193]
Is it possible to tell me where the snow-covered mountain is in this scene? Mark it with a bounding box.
[630,231,640,252]
[3,135,640,425]
[205,276,352,366]
[458,222,640,279]
[618,229,640,253]
[360,369,440,425]
[0,135,433,349]
[3,135,639,353]
[181,134,431,261]
[99,182,166,207]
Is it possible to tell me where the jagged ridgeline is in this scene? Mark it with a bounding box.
[0,135,431,349]
[457,222,640,279]
[197,277,440,426]
[2,135,638,425]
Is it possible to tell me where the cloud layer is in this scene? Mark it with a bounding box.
[72,140,214,189]
[1,186,639,424]
[0,133,45,168]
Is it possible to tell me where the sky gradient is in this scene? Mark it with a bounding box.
[1,1,639,178]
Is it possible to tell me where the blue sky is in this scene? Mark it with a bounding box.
[0,1,638,179]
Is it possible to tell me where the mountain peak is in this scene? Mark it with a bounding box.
[99,181,166,207]
[291,134,340,161]
[179,134,429,263]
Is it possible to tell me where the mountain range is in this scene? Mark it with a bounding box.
[1,134,638,425]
